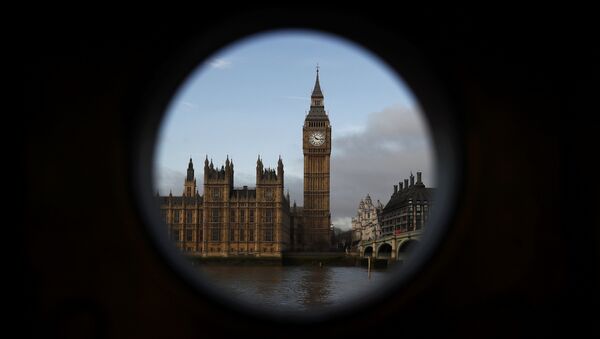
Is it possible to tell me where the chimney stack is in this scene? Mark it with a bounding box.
[404,179,409,189]
[393,185,398,194]
[399,182,403,191]
[417,172,423,185]
[410,173,415,186]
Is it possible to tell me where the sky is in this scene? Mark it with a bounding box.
[154,30,435,230]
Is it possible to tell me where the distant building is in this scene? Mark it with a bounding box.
[158,156,291,257]
[351,194,384,243]
[380,172,435,236]
[332,227,353,251]
[289,202,304,251]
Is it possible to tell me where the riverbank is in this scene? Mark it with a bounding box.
[282,252,358,266]
[185,255,282,266]
[185,252,390,268]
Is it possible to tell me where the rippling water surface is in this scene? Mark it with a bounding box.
[198,265,392,312]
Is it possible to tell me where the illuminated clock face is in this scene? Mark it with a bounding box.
[309,131,325,146]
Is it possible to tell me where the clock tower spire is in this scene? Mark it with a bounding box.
[308,65,326,116]
[302,67,332,251]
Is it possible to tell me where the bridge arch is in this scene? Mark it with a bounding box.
[397,239,419,262]
[377,243,393,259]
[363,246,374,257]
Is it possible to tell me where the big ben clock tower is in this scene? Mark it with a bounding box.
[303,68,331,251]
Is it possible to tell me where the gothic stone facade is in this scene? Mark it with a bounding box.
[351,194,384,243]
[158,157,291,257]
[158,70,332,254]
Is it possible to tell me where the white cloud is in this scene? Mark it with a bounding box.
[330,104,435,225]
[180,101,197,111]
[209,58,232,69]
[335,124,365,137]
[332,216,353,230]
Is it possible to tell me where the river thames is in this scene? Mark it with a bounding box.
[197,265,393,313]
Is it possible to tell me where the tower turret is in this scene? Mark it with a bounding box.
[186,157,194,181]
[256,155,263,178]
[183,158,197,197]
[277,155,284,186]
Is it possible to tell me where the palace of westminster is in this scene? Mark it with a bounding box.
[158,70,434,257]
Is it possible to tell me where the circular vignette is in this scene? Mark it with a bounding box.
[129,10,462,326]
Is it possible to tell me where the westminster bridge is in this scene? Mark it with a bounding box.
[357,229,422,262]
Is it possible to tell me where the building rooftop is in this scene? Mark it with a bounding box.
[157,194,203,206]
[231,187,257,199]
[383,184,435,213]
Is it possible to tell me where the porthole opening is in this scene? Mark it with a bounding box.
[133,25,460,324]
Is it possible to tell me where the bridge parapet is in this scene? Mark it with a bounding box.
[358,229,423,259]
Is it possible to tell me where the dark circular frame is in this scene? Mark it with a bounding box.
[130,10,463,325]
